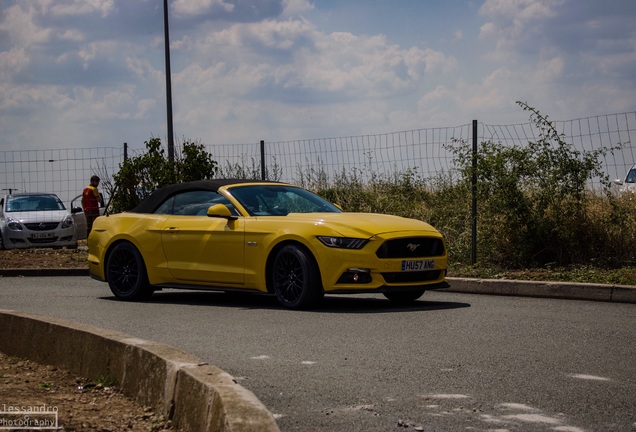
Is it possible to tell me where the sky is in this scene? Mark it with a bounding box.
[1,0,635,153]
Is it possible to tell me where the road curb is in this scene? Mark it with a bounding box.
[1,268,634,304]
[0,309,281,432]
[0,268,88,277]
[446,277,636,303]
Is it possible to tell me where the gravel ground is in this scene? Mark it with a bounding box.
[0,352,174,431]
[0,247,176,431]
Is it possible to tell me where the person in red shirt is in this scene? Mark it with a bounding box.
[82,175,104,234]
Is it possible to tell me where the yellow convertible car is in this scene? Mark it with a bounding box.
[88,180,449,309]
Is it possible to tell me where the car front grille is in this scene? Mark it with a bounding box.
[29,237,59,244]
[24,222,60,231]
[382,270,441,284]
[376,237,445,259]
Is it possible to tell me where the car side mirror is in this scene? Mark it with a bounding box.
[613,179,624,185]
[207,204,238,220]
[71,206,84,214]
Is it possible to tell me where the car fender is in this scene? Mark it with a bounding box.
[242,230,322,292]
[89,214,172,284]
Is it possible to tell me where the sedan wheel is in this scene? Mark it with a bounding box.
[106,242,152,301]
[383,289,426,304]
[271,245,323,309]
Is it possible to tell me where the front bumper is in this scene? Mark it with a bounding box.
[313,232,449,293]
[2,227,77,249]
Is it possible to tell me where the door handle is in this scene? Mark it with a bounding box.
[164,227,180,232]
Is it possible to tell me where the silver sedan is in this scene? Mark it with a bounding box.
[0,192,86,249]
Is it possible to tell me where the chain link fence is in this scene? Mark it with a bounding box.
[1,111,635,206]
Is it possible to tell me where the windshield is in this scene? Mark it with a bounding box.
[229,185,341,216]
[5,195,66,212]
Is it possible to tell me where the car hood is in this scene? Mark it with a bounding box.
[6,210,69,224]
[282,212,440,238]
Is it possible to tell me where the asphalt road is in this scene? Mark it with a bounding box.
[1,277,635,432]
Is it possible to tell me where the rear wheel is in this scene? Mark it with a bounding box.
[106,242,153,301]
[271,244,323,309]
[383,289,425,304]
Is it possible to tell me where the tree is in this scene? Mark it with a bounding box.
[110,138,218,213]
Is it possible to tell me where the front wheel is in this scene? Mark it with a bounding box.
[106,242,152,301]
[383,289,426,304]
[271,245,323,309]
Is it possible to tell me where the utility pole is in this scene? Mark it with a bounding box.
[163,0,175,164]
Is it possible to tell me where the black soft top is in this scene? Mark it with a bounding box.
[130,179,282,214]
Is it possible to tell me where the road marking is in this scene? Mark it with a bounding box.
[497,403,536,411]
[503,413,562,425]
[421,394,470,399]
[568,373,610,381]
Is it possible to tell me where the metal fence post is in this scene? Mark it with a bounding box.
[471,120,478,265]
[163,0,175,165]
[260,140,266,180]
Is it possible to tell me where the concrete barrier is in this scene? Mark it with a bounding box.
[0,309,280,432]
[446,277,636,303]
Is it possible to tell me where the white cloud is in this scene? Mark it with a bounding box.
[0,0,634,152]
[58,28,85,42]
[172,0,234,16]
[282,0,314,17]
[49,0,116,18]
[0,48,29,80]
[77,41,117,69]
[478,0,564,58]
[0,3,53,47]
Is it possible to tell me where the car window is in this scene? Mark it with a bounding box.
[154,190,237,216]
[230,185,341,216]
[6,195,65,212]
[626,168,636,184]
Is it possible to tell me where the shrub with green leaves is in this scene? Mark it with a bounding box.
[445,101,625,267]
[307,102,636,269]
[110,138,218,213]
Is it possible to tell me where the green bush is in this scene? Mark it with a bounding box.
[308,103,636,269]
[110,138,218,213]
[441,102,626,268]
[104,106,636,271]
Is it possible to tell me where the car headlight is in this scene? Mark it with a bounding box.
[61,215,74,229]
[317,236,368,249]
[6,217,23,231]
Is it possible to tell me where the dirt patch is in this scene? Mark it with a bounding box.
[0,352,174,431]
[0,246,88,269]
[0,246,177,431]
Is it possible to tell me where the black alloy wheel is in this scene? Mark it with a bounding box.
[271,244,323,309]
[106,242,152,301]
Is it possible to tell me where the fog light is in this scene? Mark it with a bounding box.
[337,268,371,284]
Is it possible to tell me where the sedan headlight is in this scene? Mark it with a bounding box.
[317,236,368,249]
[61,214,75,229]
[6,217,23,231]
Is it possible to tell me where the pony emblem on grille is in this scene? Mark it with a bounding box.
[406,243,420,252]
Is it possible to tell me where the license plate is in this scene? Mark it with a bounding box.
[31,233,54,239]
[401,259,435,271]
